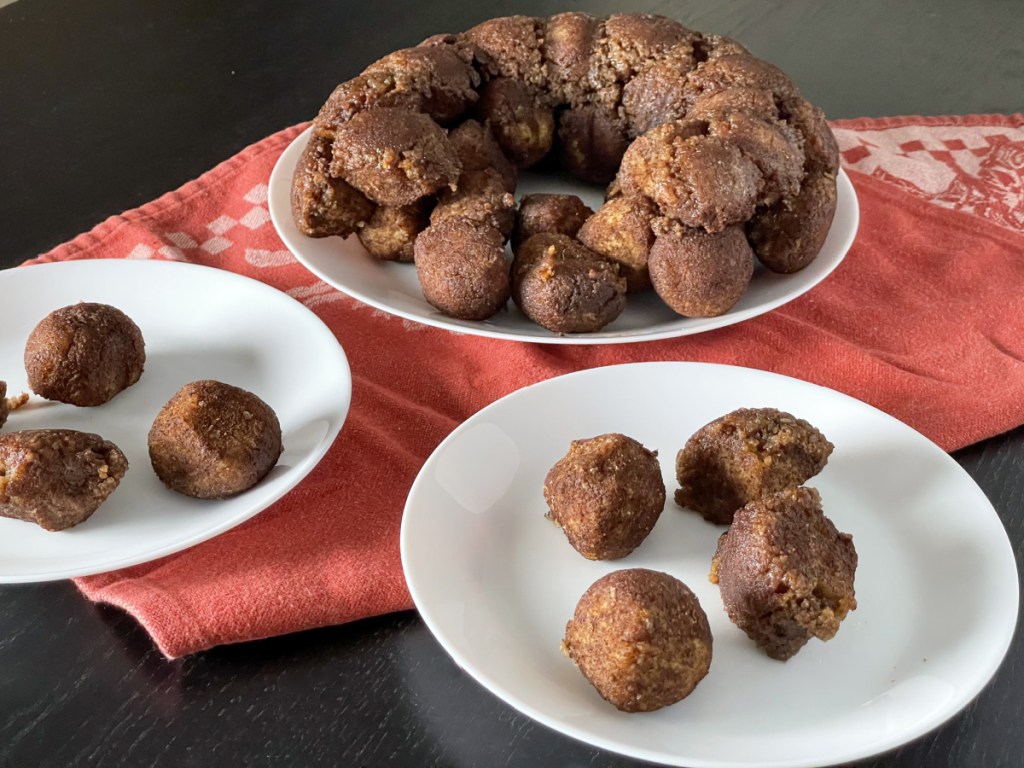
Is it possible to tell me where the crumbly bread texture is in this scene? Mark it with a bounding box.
[0,429,128,531]
[293,13,839,328]
[710,486,857,660]
[675,407,833,524]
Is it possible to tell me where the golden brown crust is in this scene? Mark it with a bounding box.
[446,119,517,192]
[358,201,431,262]
[511,233,626,333]
[431,167,516,239]
[563,568,712,712]
[148,381,282,500]
[619,120,761,232]
[555,104,630,184]
[747,171,838,273]
[25,303,145,407]
[512,193,594,250]
[675,407,834,524]
[462,16,548,90]
[543,433,665,560]
[576,195,656,292]
[0,429,128,531]
[710,486,857,660]
[331,107,461,206]
[414,217,510,320]
[647,225,754,317]
[474,77,554,168]
[291,134,376,238]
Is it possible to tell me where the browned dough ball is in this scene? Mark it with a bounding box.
[556,105,630,184]
[0,383,28,432]
[474,77,555,168]
[148,381,283,500]
[587,14,695,110]
[357,200,431,262]
[543,433,665,560]
[576,195,656,292]
[512,193,594,250]
[563,569,713,712]
[675,407,834,525]
[543,11,598,105]
[291,134,376,238]
[619,119,761,232]
[0,429,128,531]
[710,486,857,660]
[747,172,838,273]
[446,119,517,193]
[462,15,547,89]
[684,54,800,105]
[696,108,805,207]
[511,233,626,333]
[783,97,841,175]
[25,302,145,407]
[431,167,517,239]
[331,107,461,206]
[620,45,696,136]
[313,45,479,134]
[647,225,754,317]
[414,217,510,320]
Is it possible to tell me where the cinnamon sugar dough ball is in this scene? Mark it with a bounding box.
[358,201,431,262]
[693,106,805,207]
[25,302,145,407]
[474,77,555,168]
[620,45,696,137]
[647,225,754,317]
[512,193,593,250]
[331,107,461,206]
[414,217,510,320]
[576,195,656,292]
[710,486,857,660]
[291,134,375,238]
[446,119,517,193]
[619,119,761,232]
[587,14,695,110]
[543,11,598,105]
[675,407,834,525]
[511,233,626,333]
[556,105,630,184]
[0,429,128,531]
[747,172,838,273]
[563,568,713,712]
[148,380,283,500]
[431,167,516,239]
[543,433,665,560]
[314,44,479,135]
[462,15,547,90]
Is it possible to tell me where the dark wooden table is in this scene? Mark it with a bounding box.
[2,1,1022,766]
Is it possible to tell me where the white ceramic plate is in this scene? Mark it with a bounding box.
[401,362,1018,767]
[0,259,351,583]
[269,127,859,344]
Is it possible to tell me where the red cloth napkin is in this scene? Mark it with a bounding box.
[25,113,1023,658]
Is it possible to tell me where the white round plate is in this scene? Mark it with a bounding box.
[269,127,859,344]
[401,362,1018,767]
[0,259,351,583]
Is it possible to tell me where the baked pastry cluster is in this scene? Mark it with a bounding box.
[292,13,840,332]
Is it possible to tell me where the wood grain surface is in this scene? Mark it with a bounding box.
[1,1,1022,766]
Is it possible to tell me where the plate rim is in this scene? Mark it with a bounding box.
[400,360,1019,767]
[0,258,352,583]
[269,127,860,345]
